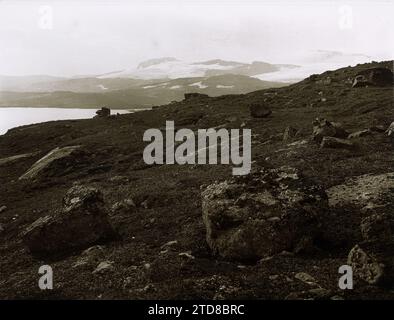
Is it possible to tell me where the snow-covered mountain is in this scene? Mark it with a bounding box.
[97,57,298,80]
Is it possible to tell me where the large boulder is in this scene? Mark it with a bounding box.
[312,118,348,143]
[19,146,82,180]
[249,103,272,118]
[201,166,329,260]
[352,68,393,88]
[22,185,117,256]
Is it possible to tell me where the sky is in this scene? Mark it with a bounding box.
[0,0,393,77]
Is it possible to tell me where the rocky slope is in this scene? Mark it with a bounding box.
[0,61,393,299]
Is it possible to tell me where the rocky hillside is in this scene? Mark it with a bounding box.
[0,61,393,299]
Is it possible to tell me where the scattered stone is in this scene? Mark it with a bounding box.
[161,240,178,249]
[312,118,348,143]
[348,129,372,139]
[320,136,354,149]
[294,272,317,286]
[0,205,7,213]
[93,261,114,274]
[0,223,4,233]
[201,166,329,260]
[22,185,117,256]
[109,176,129,183]
[178,252,195,260]
[386,122,394,136]
[95,107,111,118]
[111,199,136,215]
[249,103,272,118]
[144,263,151,270]
[19,146,81,180]
[348,243,394,285]
[283,126,298,141]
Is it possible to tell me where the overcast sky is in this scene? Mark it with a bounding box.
[0,0,393,76]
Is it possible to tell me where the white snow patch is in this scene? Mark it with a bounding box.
[189,81,208,89]
[170,85,182,89]
[216,85,234,89]
[97,84,108,90]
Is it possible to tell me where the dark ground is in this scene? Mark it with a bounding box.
[0,61,393,299]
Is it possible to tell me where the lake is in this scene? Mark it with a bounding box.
[0,107,131,135]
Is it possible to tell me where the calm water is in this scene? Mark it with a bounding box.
[0,107,131,135]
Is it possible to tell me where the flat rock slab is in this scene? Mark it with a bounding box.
[327,172,394,208]
[19,146,80,180]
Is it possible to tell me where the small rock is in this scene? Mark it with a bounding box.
[320,136,354,149]
[348,129,372,139]
[312,118,348,143]
[161,240,178,249]
[0,223,4,233]
[294,272,317,286]
[283,126,298,141]
[109,176,129,183]
[93,261,114,274]
[386,122,394,136]
[178,252,195,259]
[111,199,136,215]
[348,244,394,285]
[0,205,7,213]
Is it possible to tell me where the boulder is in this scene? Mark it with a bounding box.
[22,185,117,256]
[312,118,348,143]
[320,137,354,149]
[95,107,111,118]
[327,172,394,246]
[249,103,272,118]
[348,243,394,285]
[18,146,81,180]
[184,93,209,100]
[201,166,329,260]
[352,68,393,88]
